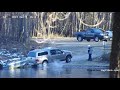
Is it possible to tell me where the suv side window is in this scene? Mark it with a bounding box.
[56,49,63,54]
[50,50,56,55]
[86,30,92,33]
[38,51,48,56]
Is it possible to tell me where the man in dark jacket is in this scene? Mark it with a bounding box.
[88,45,93,61]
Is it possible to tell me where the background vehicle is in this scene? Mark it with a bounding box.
[74,28,105,42]
[104,30,113,41]
[27,47,72,66]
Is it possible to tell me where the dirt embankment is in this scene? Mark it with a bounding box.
[0,39,51,60]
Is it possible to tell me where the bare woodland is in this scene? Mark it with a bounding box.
[0,12,113,43]
[2,12,120,78]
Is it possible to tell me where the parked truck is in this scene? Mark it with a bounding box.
[73,28,105,42]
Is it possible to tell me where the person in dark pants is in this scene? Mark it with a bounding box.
[0,61,3,69]
[88,45,93,61]
[103,39,107,49]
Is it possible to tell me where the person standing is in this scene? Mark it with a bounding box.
[88,45,93,61]
[103,39,107,49]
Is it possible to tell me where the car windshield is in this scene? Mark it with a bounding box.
[27,52,36,57]
[86,28,103,33]
[93,29,103,33]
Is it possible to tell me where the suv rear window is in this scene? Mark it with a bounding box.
[94,29,103,33]
[50,49,63,55]
[38,52,48,56]
[27,52,36,57]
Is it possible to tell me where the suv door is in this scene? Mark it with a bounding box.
[50,49,57,62]
[55,49,65,60]
[85,29,95,38]
[50,49,65,61]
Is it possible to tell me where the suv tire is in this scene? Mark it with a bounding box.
[87,39,90,42]
[42,60,48,67]
[66,55,72,63]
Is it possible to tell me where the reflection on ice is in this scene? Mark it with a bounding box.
[50,61,63,68]
[0,63,109,78]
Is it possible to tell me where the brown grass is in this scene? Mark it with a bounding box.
[0,40,50,56]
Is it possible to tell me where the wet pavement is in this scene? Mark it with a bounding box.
[0,38,111,78]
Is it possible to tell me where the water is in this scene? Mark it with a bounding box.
[0,62,109,78]
[0,40,111,78]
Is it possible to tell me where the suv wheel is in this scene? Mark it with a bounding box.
[87,39,90,42]
[77,36,83,42]
[42,60,48,67]
[94,37,99,42]
[66,56,72,63]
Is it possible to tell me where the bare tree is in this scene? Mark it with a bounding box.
[0,12,113,43]
[110,12,120,78]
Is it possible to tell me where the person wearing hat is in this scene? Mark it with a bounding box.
[88,45,93,61]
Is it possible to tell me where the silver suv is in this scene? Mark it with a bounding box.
[27,47,72,66]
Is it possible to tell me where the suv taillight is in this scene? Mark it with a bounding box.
[35,59,39,62]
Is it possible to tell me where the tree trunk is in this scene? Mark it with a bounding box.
[110,12,120,78]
